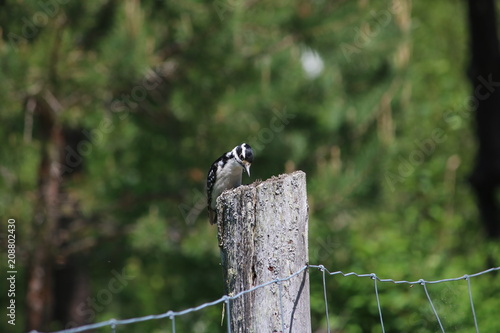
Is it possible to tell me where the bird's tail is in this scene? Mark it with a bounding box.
[209,208,217,225]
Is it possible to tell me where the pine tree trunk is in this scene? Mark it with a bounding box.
[467,0,500,239]
[26,100,91,331]
[26,101,63,330]
[217,171,311,333]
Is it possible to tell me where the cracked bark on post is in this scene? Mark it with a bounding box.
[217,171,311,333]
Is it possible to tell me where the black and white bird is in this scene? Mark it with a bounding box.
[206,143,254,224]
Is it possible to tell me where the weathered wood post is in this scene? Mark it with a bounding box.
[217,171,310,333]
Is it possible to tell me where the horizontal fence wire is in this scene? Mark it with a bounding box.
[307,265,500,284]
[28,264,500,333]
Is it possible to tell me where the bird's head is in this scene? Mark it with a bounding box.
[233,143,254,176]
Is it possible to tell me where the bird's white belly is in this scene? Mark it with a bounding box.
[210,163,243,209]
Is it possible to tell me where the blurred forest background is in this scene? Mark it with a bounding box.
[2,0,500,332]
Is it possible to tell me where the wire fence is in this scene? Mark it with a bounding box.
[29,264,500,333]
[310,264,500,333]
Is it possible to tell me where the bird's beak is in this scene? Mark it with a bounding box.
[244,162,251,177]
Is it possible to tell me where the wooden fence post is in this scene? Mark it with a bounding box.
[217,171,310,333]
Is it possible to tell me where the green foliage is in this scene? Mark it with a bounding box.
[1,0,500,332]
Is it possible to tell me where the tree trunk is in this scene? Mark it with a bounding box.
[26,97,91,331]
[467,0,500,239]
[26,98,63,330]
[217,171,311,333]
